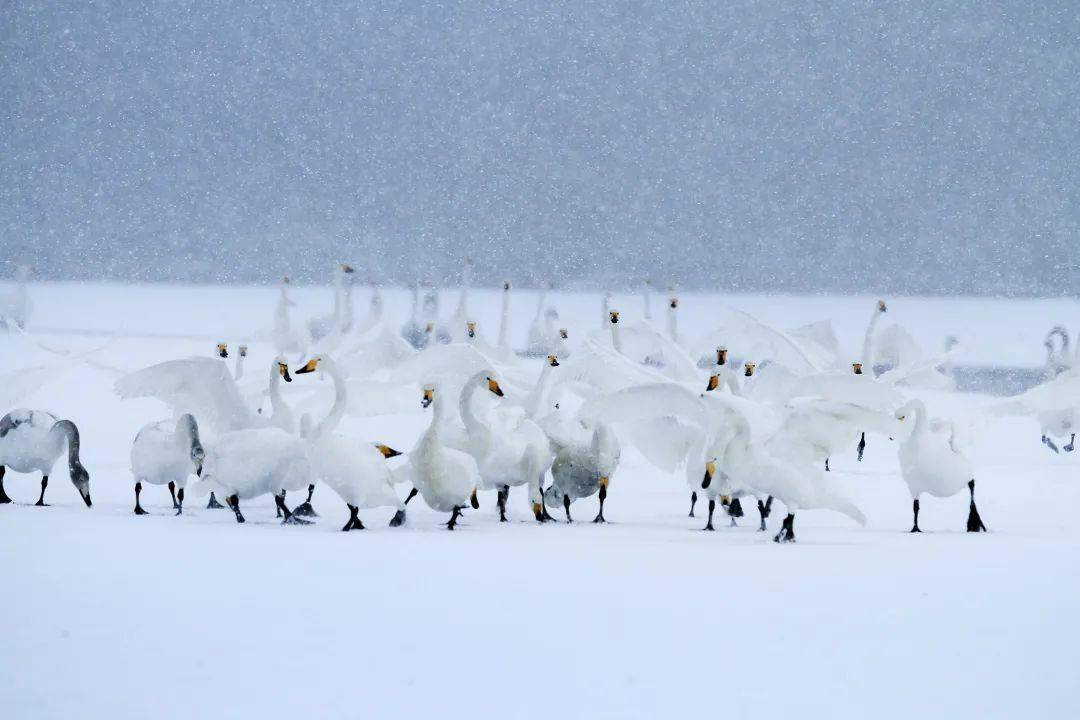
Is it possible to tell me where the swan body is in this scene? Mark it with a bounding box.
[0,265,32,330]
[129,414,204,514]
[0,409,91,506]
[411,385,481,526]
[308,264,355,343]
[544,420,620,522]
[272,276,306,355]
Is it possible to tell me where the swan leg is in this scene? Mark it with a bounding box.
[563,494,572,523]
[825,457,830,472]
[176,487,185,516]
[773,513,796,543]
[1042,435,1060,453]
[0,466,11,504]
[966,480,987,532]
[226,494,245,523]
[278,493,312,525]
[206,491,225,509]
[497,485,509,522]
[910,498,921,532]
[1065,434,1076,453]
[291,484,319,518]
[702,498,715,531]
[538,479,555,521]
[134,481,149,515]
[342,504,365,531]
[34,475,49,506]
[688,491,697,518]
[592,478,608,524]
[404,487,418,505]
[728,497,744,526]
[756,500,768,531]
[446,506,462,530]
[389,505,407,527]
[856,432,866,462]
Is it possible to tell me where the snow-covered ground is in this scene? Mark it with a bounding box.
[2,282,1078,719]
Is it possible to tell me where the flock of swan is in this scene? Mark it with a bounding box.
[2,264,1078,541]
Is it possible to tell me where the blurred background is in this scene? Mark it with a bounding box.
[2,1,1077,294]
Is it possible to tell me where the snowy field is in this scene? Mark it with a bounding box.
[2,281,1078,720]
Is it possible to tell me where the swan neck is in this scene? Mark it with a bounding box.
[52,420,84,475]
[315,360,348,437]
[528,364,554,417]
[177,414,202,454]
[861,306,882,365]
[610,319,624,355]
[498,287,511,349]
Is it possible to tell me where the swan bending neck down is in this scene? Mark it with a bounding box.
[130,413,204,515]
[0,409,91,507]
[413,385,481,529]
[895,399,986,533]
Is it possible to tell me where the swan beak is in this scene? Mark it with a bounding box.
[702,461,715,489]
[547,355,560,367]
[897,415,906,422]
[716,348,728,365]
[744,363,756,377]
[421,388,434,408]
[81,490,92,508]
[720,495,731,506]
[278,363,293,382]
[238,345,248,357]
[609,311,620,324]
[599,475,609,489]
[706,374,719,392]
[377,445,403,459]
[878,300,888,313]
[470,489,480,509]
[487,377,504,397]
[559,328,568,339]
[216,343,228,358]
[295,359,318,375]
[466,322,476,338]
[196,463,203,478]
[341,264,355,274]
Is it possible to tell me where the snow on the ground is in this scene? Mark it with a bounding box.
[2,282,1078,719]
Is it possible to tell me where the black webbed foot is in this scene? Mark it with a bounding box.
[206,492,225,509]
[291,501,318,518]
[389,509,406,527]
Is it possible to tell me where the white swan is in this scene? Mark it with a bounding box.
[130,414,204,515]
[0,265,32,330]
[0,409,91,507]
[458,370,553,522]
[272,276,306,356]
[292,354,408,528]
[411,385,481,529]
[1038,327,1075,452]
[860,299,888,368]
[308,263,355,342]
[543,415,620,523]
[402,282,426,349]
[667,296,679,344]
[190,426,313,524]
[895,399,986,533]
[447,257,474,344]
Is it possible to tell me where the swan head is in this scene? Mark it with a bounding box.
[421,385,435,408]
[669,297,678,309]
[376,444,403,459]
[706,374,719,392]
[503,281,511,291]
[486,376,505,397]
[877,299,888,313]
[466,321,476,338]
[609,310,620,324]
[282,275,290,284]
[216,343,228,359]
[559,328,568,339]
[238,345,248,358]
[546,355,560,367]
[71,466,91,507]
[743,362,756,377]
[716,347,728,366]
[340,263,355,275]
[425,322,435,334]
[295,356,325,375]
[277,361,293,382]
[852,362,864,375]
[702,459,716,489]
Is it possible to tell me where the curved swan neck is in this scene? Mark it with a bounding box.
[51,420,84,475]
[177,414,202,454]
[902,400,927,435]
[528,364,555,418]
[459,374,490,439]
[315,359,347,437]
[667,303,679,343]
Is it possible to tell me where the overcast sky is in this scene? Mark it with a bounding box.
[2,1,1077,294]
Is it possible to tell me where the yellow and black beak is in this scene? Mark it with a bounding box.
[609,310,620,324]
[706,374,719,392]
[897,415,906,422]
[216,343,228,359]
[878,299,888,313]
[547,355,560,367]
[716,347,728,366]
[744,363,756,377]
[295,358,319,375]
[278,362,293,383]
[238,345,248,358]
[852,362,864,375]
[466,322,476,338]
[559,328,568,339]
[487,377,504,397]
[702,460,716,489]
[670,297,678,309]
[377,444,403,459]
[421,388,434,408]
[342,264,355,274]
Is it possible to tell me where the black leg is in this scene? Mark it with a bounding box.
[168,481,178,509]
[688,491,697,518]
[404,487,418,505]
[278,493,312,525]
[1065,434,1076,453]
[497,485,509,522]
[389,505,407,526]
[966,480,987,532]
[773,513,796,543]
[35,475,49,506]
[291,484,319,518]
[857,432,866,462]
[563,494,572,523]
[342,504,365,531]
[176,487,185,516]
[447,505,462,530]
[207,491,225,509]
[0,466,11,504]
[592,481,608,523]
[134,481,148,514]
[703,498,715,531]
[825,457,830,472]
[1042,435,1060,453]
[757,499,768,531]
[910,497,921,532]
[227,494,245,523]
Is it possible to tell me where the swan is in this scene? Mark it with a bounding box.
[894,399,986,533]
[308,264,355,342]
[129,414,204,515]
[0,265,32,330]
[1038,327,1075,452]
[641,278,654,321]
[422,287,451,345]
[447,257,474,344]
[272,276,306,356]
[190,427,313,524]
[543,415,620,523]
[497,281,512,353]
[458,370,553,522]
[604,309,701,382]
[525,285,555,356]
[213,342,248,382]
[0,409,91,507]
[667,296,679,344]
[401,282,426,349]
[411,385,481,529]
[860,299,888,369]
